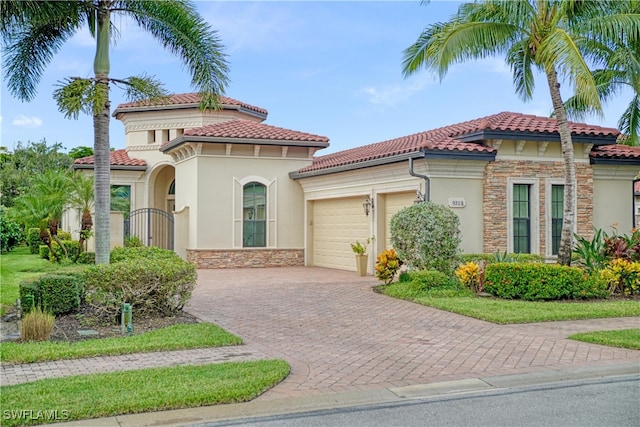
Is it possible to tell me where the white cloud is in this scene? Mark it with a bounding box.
[12,115,43,128]
[360,75,433,109]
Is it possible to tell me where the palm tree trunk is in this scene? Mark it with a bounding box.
[546,67,576,266]
[93,1,111,264]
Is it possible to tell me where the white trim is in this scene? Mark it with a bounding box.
[544,180,578,258]
[507,178,540,254]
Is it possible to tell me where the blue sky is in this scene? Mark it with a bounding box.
[0,0,631,155]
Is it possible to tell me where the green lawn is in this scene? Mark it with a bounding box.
[569,329,640,350]
[379,283,640,324]
[0,323,243,364]
[0,360,290,427]
[0,246,87,312]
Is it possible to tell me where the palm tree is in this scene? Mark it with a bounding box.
[1,0,229,264]
[68,172,95,261]
[12,170,71,262]
[563,1,640,146]
[403,0,640,265]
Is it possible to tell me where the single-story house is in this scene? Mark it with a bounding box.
[69,93,640,272]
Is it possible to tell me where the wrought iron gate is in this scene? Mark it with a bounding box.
[124,208,174,250]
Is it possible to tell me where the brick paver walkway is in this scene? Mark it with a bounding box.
[2,267,639,395]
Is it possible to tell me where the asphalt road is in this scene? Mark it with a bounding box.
[199,375,640,427]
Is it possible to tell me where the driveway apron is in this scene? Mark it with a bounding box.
[186,267,640,401]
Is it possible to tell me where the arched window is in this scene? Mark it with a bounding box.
[243,182,266,247]
[168,179,175,195]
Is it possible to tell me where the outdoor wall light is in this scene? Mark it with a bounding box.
[414,189,425,204]
[363,195,374,216]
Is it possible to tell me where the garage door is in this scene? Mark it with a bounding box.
[313,197,370,271]
[384,192,416,249]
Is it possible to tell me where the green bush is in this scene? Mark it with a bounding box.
[39,240,80,261]
[398,269,458,289]
[459,253,544,264]
[58,230,72,240]
[76,251,95,264]
[19,281,42,314]
[0,209,24,252]
[484,263,587,301]
[19,274,84,315]
[38,274,84,315]
[84,256,197,321]
[110,246,179,263]
[27,228,42,254]
[390,202,461,274]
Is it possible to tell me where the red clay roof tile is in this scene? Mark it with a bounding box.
[180,120,329,143]
[73,149,146,167]
[115,94,268,116]
[299,112,621,173]
[590,144,640,161]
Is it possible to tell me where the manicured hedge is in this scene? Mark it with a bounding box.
[458,253,544,264]
[26,228,42,254]
[484,262,607,300]
[39,240,80,261]
[109,246,179,263]
[19,273,84,315]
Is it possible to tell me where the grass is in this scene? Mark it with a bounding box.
[379,283,640,324]
[569,329,640,350]
[0,246,87,312]
[0,360,290,426]
[0,323,243,364]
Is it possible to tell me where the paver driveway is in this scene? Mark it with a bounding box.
[186,267,640,401]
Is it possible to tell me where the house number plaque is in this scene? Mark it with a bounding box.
[447,198,466,208]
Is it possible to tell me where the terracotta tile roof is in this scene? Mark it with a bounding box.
[590,143,640,161]
[180,120,329,143]
[450,111,620,138]
[73,149,147,168]
[115,93,268,116]
[298,112,621,174]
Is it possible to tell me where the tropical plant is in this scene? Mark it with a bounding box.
[562,1,640,146]
[455,261,484,294]
[402,0,640,265]
[600,258,640,295]
[375,249,402,285]
[11,170,72,262]
[1,0,230,264]
[67,172,94,261]
[351,237,372,255]
[390,202,461,274]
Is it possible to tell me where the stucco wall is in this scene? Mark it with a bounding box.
[592,165,637,234]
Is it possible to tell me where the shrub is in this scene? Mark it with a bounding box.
[84,256,197,321]
[375,249,402,284]
[20,274,84,315]
[398,269,458,290]
[38,274,84,315]
[571,273,610,300]
[458,253,544,264]
[484,263,586,300]
[58,230,72,240]
[0,209,24,252]
[110,246,179,263]
[600,258,640,296]
[76,251,95,264]
[39,240,80,261]
[125,235,143,247]
[26,228,42,254]
[455,262,484,293]
[390,202,461,274]
[19,281,42,314]
[20,307,55,342]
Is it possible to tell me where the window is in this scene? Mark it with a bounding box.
[243,182,266,247]
[551,185,564,255]
[513,184,531,253]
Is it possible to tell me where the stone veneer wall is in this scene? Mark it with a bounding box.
[483,160,593,255]
[187,248,305,268]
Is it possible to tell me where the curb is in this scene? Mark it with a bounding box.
[48,363,640,427]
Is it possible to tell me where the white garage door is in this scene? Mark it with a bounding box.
[384,192,416,250]
[313,197,370,271]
